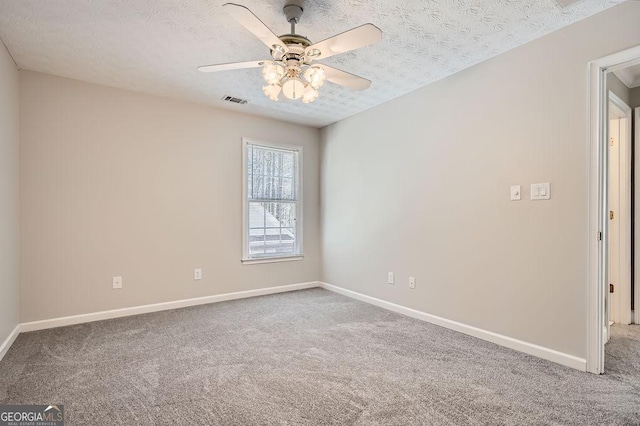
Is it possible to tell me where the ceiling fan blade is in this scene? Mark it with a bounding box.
[223,3,288,54]
[197,60,264,73]
[305,24,382,61]
[322,65,371,91]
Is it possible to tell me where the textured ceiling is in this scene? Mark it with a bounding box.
[0,0,625,127]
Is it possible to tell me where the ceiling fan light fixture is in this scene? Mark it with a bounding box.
[271,44,286,60]
[282,77,305,100]
[302,85,319,104]
[304,65,326,89]
[262,61,285,85]
[263,84,281,101]
[307,48,321,58]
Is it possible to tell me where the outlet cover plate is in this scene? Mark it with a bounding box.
[112,276,122,289]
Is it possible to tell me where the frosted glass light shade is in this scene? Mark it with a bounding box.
[262,61,285,85]
[282,78,305,100]
[263,84,281,101]
[304,66,326,89]
[302,85,319,104]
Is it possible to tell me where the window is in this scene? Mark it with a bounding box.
[242,138,303,263]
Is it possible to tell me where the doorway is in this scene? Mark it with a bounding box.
[588,46,640,374]
[606,92,632,342]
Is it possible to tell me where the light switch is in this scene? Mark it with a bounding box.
[510,185,521,201]
[531,183,551,200]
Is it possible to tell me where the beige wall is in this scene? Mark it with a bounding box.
[631,87,640,108]
[19,71,321,322]
[321,2,640,359]
[608,73,631,106]
[0,42,19,343]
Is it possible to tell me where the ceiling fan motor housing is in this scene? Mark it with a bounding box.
[271,37,311,65]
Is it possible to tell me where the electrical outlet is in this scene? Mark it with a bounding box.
[388,272,394,285]
[409,277,416,289]
[194,268,202,280]
[112,276,122,289]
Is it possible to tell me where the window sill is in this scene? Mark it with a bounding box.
[241,255,304,265]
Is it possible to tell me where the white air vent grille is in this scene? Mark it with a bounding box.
[222,95,248,104]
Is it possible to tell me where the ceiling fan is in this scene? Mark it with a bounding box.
[198,2,382,103]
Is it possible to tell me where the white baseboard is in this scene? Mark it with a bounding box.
[0,325,21,362]
[5,281,587,372]
[319,282,587,371]
[18,281,320,334]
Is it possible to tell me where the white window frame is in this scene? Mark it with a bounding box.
[242,137,304,265]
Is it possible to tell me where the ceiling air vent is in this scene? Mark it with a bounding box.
[221,95,248,104]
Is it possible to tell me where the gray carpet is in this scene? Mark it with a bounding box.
[0,288,639,425]
[606,323,640,391]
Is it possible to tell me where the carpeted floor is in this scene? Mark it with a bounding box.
[606,323,640,392]
[0,288,639,425]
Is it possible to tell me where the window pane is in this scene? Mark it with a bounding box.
[248,145,296,201]
[276,202,295,228]
[249,174,265,200]
[248,228,266,255]
[248,203,266,228]
[280,178,296,200]
[248,201,296,256]
[282,154,294,178]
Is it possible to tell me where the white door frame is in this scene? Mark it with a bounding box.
[608,92,632,327]
[635,107,640,326]
[587,45,640,374]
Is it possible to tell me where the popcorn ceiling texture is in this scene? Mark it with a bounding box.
[0,289,639,425]
[0,0,625,127]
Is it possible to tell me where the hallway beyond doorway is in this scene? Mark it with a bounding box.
[605,324,640,387]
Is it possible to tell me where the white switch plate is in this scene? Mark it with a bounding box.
[510,185,521,201]
[409,277,416,289]
[194,268,202,280]
[531,183,551,200]
[112,276,122,289]
[388,272,394,285]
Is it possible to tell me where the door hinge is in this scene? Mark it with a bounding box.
[610,284,614,293]
[610,211,614,220]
